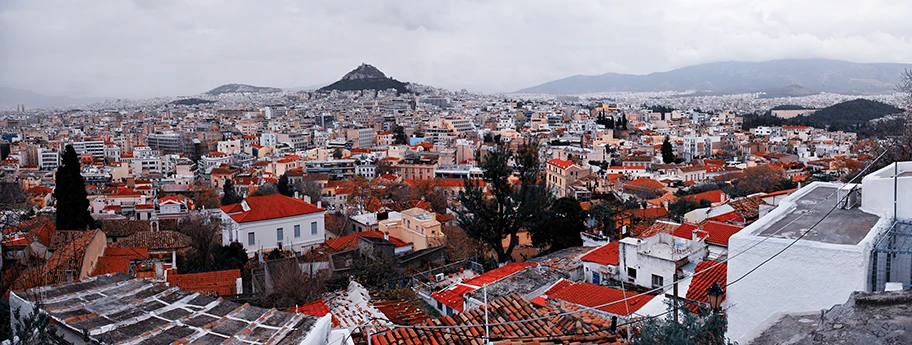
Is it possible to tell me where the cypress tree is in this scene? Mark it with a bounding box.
[277,173,293,197]
[662,135,676,164]
[54,145,93,230]
[221,179,242,206]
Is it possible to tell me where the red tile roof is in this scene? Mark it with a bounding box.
[323,230,412,251]
[545,280,652,317]
[167,269,240,296]
[580,242,619,266]
[623,178,665,191]
[92,246,150,276]
[463,262,536,286]
[374,300,429,326]
[220,194,324,223]
[285,299,339,326]
[699,221,744,246]
[625,207,668,220]
[707,210,745,224]
[682,189,726,204]
[372,294,627,345]
[547,158,575,170]
[430,283,475,312]
[685,261,727,312]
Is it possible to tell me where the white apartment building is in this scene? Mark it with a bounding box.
[71,140,105,158]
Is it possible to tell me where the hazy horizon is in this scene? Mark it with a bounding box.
[2,0,911,98]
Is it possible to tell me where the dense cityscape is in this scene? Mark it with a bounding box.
[3,1,912,344]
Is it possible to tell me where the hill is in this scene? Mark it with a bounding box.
[0,87,106,110]
[319,64,409,94]
[205,84,282,95]
[171,98,215,106]
[517,59,912,95]
[742,99,904,135]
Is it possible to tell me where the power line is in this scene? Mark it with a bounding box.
[343,148,892,336]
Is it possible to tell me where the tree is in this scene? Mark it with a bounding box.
[661,136,676,164]
[259,258,326,309]
[634,302,734,345]
[54,145,93,230]
[300,179,323,204]
[10,301,60,345]
[375,159,396,176]
[589,198,625,240]
[529,197,585,253]
[192,188,221,210]
[177,215,222,272]
[735,165,787,195]
[277,173,293,197]
[898,69,912,107]
[668,198,711,222]
[332,147,344,159]
[221,179,242,206]
[456,141,552,263]
[393,125,408,145]
[250,183,278,196]
[441,225,484,262]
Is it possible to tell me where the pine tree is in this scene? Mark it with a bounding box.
[221,179,242,206]
[53,145,93,230]
[662,135,676,164]
[393,126,408,145]
[277,173,293,197]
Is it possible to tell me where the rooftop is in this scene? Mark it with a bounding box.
[753,184,880,245]
[12,274,319,344]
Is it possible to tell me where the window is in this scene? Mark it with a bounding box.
[652,274,664,288]
[277,228,284,241]
[311,222,318,235]
[294,225,301,238]
[627,267,637,280]
[248,232,255,246]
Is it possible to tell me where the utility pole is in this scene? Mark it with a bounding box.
[483,283,490,344]
[673,272,679,324]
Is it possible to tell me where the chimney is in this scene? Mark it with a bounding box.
[294,191,299,199]
[384,232,389,241]
[692,230,699,242]
[317,201,322,208]
[303,195,311,203]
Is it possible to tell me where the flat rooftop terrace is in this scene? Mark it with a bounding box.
[755,185,880,245]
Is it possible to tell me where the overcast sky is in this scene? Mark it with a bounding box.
[1,0,911,98]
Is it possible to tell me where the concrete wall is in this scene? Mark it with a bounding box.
[80,231,107,280]
[726,208,890,343]
[861,162,912,220]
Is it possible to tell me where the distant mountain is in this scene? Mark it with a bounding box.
[319,64,409,94]
[517,59,912,95]
[0,87,107,110]
[206,83,282,95]
[285,82,330,92]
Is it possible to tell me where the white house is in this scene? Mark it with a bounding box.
[220,194,326,256]
[618,232,707,290]
[580,242,620,285]
[727,163,912,343]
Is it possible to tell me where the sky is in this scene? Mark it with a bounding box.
[1,0,911,98]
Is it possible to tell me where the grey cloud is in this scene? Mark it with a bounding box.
[1,0,910,98]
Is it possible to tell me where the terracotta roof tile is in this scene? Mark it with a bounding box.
[579,242,619,266]
[544,279,652,317]
[220,194,324,223]
[167,269,240,296]
[685,261,727,312]
[463,262,536,286]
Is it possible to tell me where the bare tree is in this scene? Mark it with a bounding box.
[300,179,323,204]
[249,183,278,196]
[177,215,222,272]
[897,69,912,107]
[259,258,326,309]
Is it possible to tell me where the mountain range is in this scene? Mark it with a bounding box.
[0,87,108,111]
[516,59,912,95]
[319,63,409,94]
